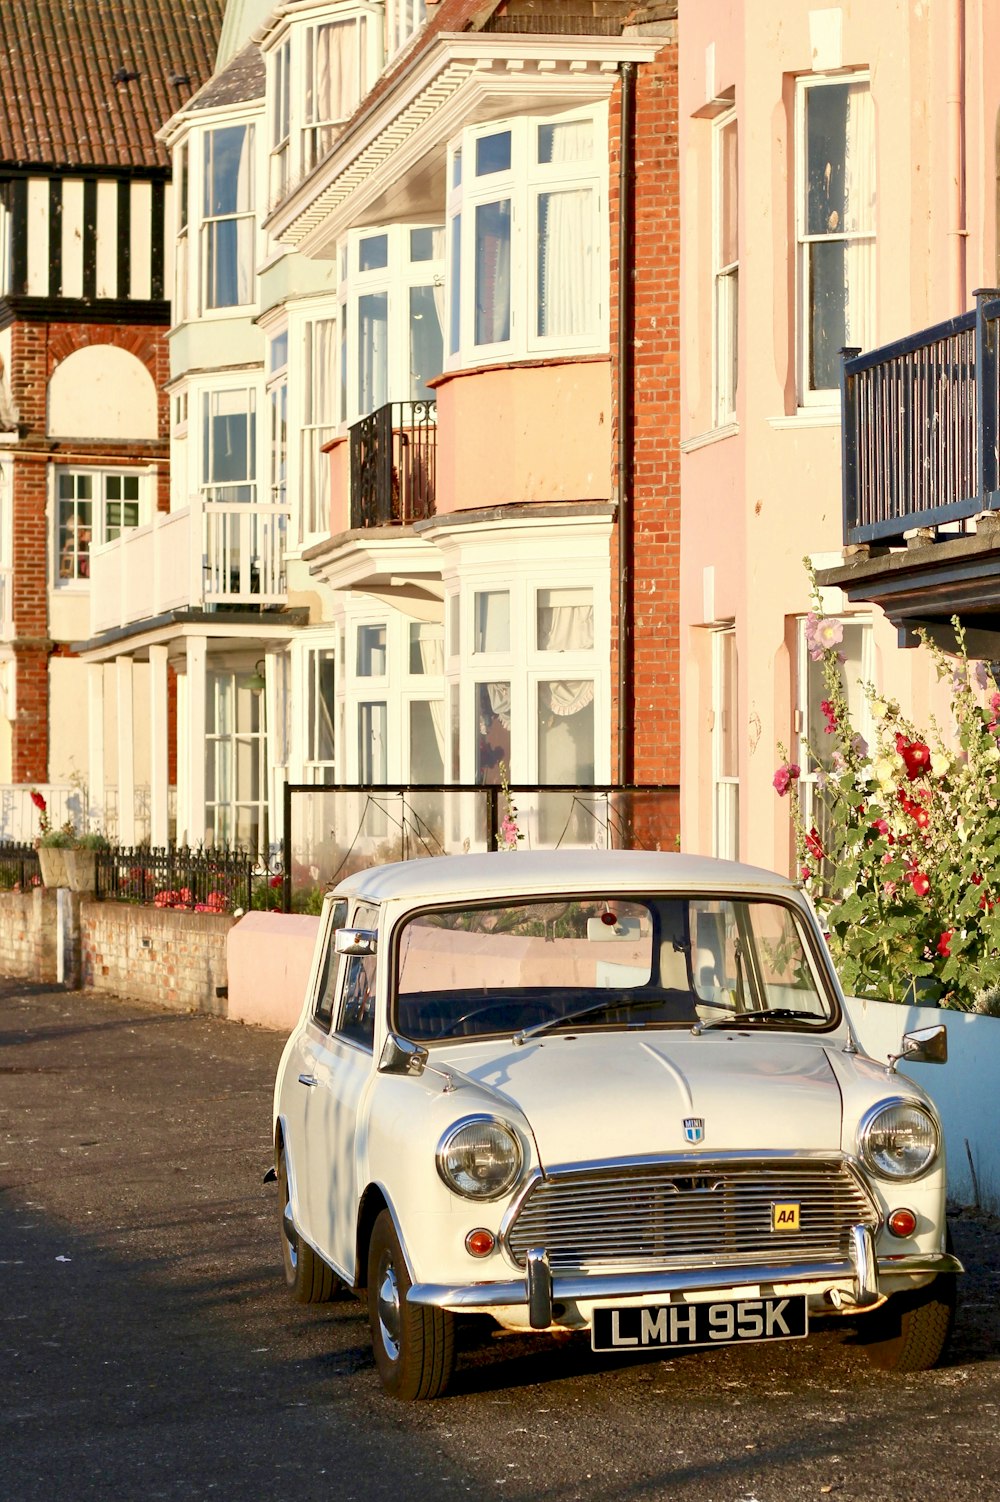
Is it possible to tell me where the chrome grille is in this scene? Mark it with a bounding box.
[504,1159,878,1272]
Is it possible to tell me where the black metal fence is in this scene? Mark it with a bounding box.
[841,289,1000,546]
[349,400,437,528]
[281,782,681,914]
[95,846,261,912]
[0,842,41,892]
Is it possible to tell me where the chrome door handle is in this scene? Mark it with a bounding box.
[297,1073,318,1087]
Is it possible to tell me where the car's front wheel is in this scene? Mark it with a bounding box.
[276,1143,337,1304]
[858,1273,956,1372]
[367,1208,456,1400]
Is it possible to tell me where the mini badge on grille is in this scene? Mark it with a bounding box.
[683,1117,705,1144]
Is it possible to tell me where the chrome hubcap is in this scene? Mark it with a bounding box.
[376,1254,401,1361]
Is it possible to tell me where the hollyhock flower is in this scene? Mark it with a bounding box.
[895,733,931,781]
[800,865,812,881]
[975,662,990,690]
[772,762,800,796]
[870,699,889,722]
[910,871,931,898]
[882,881,897,898]
[930,751,950,778]
[992,692,1000,713]
[936,931,953,958]
[851,734,869,758]
[874,756,900,787]
[269,874,283,889]
[813,618,844,652]
[804,828,825,861]
[872,818,890,837]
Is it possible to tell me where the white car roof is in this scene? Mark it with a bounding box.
[330,848,800,907]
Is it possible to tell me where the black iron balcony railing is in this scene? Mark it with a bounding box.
[841,288,1000,547]
[349,399,437,529]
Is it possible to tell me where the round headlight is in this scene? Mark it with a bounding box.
[436,1116,523,1200]
[859,1100,939,1181]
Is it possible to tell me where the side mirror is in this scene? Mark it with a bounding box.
[888,1023,947,1073]
[335,927,378,957]
[379,1032,428,1077]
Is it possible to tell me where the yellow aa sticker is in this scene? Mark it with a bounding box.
[771,1202,801,1232]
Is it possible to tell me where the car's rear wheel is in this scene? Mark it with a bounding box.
[858,1273,956,1372]
[367,1208,456,1400]
[277,1143,337,1304]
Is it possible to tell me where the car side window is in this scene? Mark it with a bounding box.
[335,902,379,1049]
[311,899,349,1030]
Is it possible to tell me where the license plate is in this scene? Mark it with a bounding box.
[591,1295,808,1353]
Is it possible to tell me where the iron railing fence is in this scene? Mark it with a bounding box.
[281,782,681,913]
[0,842,41,891]
[349,400,437,529]
[842,290,1000,546]
[95,846,264,912]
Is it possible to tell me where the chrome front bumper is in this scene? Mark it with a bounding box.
[407,1226,964,1329]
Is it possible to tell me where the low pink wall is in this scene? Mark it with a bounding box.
[227,912,321,1033]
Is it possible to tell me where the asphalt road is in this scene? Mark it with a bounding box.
[2,981,999,1502]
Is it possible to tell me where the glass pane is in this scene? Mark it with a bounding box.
[719,117,738,267]
[475,200,511,345]
[538,119,594,165]
[409,621,444,675]
[357,623,387,676]
[808,240,847,391]
[474,590,510,653]
[409,284,444,399]
[449,213,461,355]
[358,291,388,414]
[537,189,594,339]
[359,233,389,272]
[269,330,288,372]
[449,682,460,780]
[537,681,595,783]
[476,131,511,176]
[719,632,738,779]
[451,149,462,189]
[806,620,867,771]
[475,682,510,785]
[204,126,252,216]
[536,587,594,651]
[309,649,336,763]
[806,81,874,237]
[359,701,388,783]
[410,226,443,262]
[409,700,445,783]
[448,592,460,657]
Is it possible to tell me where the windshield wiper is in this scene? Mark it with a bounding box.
[693,1007,822,1034]
[514,993,667,1046]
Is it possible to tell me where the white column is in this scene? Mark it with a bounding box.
[149,645,169,848]
[186,635,208,847]
[115,656,136,847]
[87,664,105,830]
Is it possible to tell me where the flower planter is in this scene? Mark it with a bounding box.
[37,846,69,888]
[64,848,98,892]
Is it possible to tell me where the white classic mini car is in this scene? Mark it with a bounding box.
[272,850,962,1400]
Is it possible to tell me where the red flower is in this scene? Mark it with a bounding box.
[804,828,825,861]
[914,807,930,830]
[936,930,953,958]
[895,733,931,781]
[30,790,46,813]
[910,871,931,898]
[269,874,283,889]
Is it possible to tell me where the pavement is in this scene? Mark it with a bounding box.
[2,979,1000,1502]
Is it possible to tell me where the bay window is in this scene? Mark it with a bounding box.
[303,14,373,171]
[385,0,425,58]
[447,107,607,365]
[55,468,146,585]
[796,74,875,401]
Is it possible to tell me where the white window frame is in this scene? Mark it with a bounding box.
[200,385,259,505]
[301,9,381,175]
[52,465,151,589]
[205,667,268,851]
[795,71,875,406]
[299,310,341,542]
[445,105,608,369]
[174,141,190,323]
[266,325,289,512]
[297,634,338,784]
[713,109,738,428]
[336,223,445,426]
[711,626,739,860]
[199,120,258,315]
[385,0,425,58]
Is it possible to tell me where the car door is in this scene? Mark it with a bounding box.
[301,901,380,1281]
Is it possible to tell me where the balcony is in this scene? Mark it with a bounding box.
[823,290,1000,652]
[89,494,290,637]
[349,400,436,529]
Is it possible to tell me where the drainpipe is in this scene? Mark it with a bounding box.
[617,60,637,787]
[947,0,967,311]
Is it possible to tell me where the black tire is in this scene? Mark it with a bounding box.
[859,1274,956,1373]
[367,1208,456,1400]
[277,1143,337,1304]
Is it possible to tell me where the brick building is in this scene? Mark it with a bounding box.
[0,0,222,826]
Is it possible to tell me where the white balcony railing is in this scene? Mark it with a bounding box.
[90,496,290,636]
[0,565,13,641]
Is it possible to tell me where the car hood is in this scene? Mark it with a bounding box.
[449,1030,843,1169]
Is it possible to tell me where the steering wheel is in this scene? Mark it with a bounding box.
[433,1000,551,1039]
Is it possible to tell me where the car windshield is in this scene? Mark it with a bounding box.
[393,893,836,1042]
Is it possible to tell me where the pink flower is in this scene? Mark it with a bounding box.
[883,881,897,898]
[772,762,800,796]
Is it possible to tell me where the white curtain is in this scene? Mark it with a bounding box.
[309,20,359,161]
[475,200,511,345]
[538,119,595,340]
[843,83,875,351]
[537,599,594,716]
[416,625,445,760]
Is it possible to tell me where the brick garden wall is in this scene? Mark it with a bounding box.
[0,890,235,1013]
